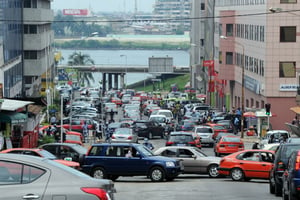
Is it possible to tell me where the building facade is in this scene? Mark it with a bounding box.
[23,0,54,97]
[0,0,23,98]
[192,0,300,130]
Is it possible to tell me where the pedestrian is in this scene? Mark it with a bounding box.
[222,105,226,113]
[110,109,114,121]
[46,125,52,136]
[143,138,154,150]
[82,121,89,143]
[50,115,57,125]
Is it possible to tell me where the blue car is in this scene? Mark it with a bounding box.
[82,143,183,182]
[282,149,300,200]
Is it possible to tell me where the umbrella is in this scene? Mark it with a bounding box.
[243,111,256,117]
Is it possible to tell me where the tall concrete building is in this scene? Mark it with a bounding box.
[190,0,300,130]
[0,0,23,98]
[23,0,54,97]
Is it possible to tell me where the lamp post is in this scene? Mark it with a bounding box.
[120,55,127,89]
[220,36,245,138]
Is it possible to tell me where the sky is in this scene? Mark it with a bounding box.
[51,0,156,13]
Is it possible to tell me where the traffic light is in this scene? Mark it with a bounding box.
[265,103,271,115]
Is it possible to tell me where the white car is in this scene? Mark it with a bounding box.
[193,125,214,147]
[151,109,174,123]
[149,115,167,127]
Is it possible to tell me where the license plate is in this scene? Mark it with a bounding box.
[228,144,236,147]
[177,144,185,146]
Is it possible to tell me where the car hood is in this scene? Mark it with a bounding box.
[204,156,222,163]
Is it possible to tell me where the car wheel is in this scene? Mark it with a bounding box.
[230,168,244,181]
[275,182,282,196]
[208,164,219,178]
[269,181,275,194]
[92,167,107,179]
[149,167,165,182]
[148,132,153,139]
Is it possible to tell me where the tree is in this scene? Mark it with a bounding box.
[67,52,95,86]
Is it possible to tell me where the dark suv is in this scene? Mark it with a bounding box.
[82,143,183,182]
[132,120,165,139]
[282,149,300,200]
[269,143,300,196]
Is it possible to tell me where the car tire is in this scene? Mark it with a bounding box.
[275,182,282,196]
[269,180,275,194]
[230,168,244,181]
[208,164,219,178]
[149,167,165,182]
[92,167,107,179]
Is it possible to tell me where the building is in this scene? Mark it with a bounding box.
[190,0,300,130]
[23,0,54,98]
[0,0,23,98]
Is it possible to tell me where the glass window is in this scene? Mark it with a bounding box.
[226,24,233,36]
[280,0,297,3]
[279,62,296,78]
[226,52,233,64]
[162,149,177,157]
[280,26,296,42]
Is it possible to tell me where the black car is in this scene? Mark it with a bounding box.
[166,131,201,149]
[39,143,87,165]
[132,120,165,139]
[217,120,237,134]
[176,120,197,131]
[82,143,183,182]
[269,143,300,196]
[282,149,300,200]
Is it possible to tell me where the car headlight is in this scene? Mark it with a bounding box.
[166,161,175,167]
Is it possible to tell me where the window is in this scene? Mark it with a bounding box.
[201,3,205,10]
[280,26,296,42]
[280,0,297,3]
[226,24,233,36]
[279,62,296,78]
[24,25,37,34]
[225,52,233,64]
[219,51,222,64]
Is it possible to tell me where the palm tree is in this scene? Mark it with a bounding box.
[68,52,95,87]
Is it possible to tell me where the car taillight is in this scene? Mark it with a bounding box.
[166,141,174,146]
[239,144,244,148]
[81,188,110,200]
[128,136,132,139]
[188,141,196,145]
[220,144,225,147]
[111,135,115,139]
[295,156,300,170]
[277,161,285,171]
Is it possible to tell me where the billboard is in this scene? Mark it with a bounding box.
[63,9,88,16]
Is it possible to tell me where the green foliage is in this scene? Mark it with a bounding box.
[38,135,55,146]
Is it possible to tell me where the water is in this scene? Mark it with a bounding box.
[57,49,189,87]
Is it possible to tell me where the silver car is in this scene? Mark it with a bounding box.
[154,146,221,178]
[193,125,214,147]
[111,128,138,143]
[0,154,116,200]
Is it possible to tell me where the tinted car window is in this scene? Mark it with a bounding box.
[161,149,177,157]
[169,135,193,142]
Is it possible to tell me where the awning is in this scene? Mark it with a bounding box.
[0,112,28,124]
[290,106,300,114]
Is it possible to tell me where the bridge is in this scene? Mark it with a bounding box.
[57,64,190,91]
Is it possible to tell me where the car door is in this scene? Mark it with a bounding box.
[122,146,150,175]
[0,160,50,200]
[177,148,200,173]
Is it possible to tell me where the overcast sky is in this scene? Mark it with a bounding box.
[51,0,156,13]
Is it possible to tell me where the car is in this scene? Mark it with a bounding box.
[0,148,80,169]
[218,149,275,181]
[132,120,165,139]
[111,97,122,106]
[65,131,83,146]
[261,143,280,151]
[193,125,214,147]
[111,128,139,143]
[0,154,116,200]
[82,143,183,182]
[214,135,244,157]
[150,109,174,123]
[217,120,237,134]
[269,143,300,196]
[205,123,228,140]
[154,146,221,177]
[176,120,197,131]
[166,131,201,149]
[62,119,95,133]
[104,102,118,113]
[261,130,290,145]
[282,149,300,200]
[287,137,300,143]
[39,143,87,164]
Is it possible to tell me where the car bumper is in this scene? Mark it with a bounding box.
[218,167,230,176]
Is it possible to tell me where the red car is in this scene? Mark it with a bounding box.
[65,131,83,146]
[62,119,95,133]
[111,97,122,106]
[205,123,228,140]
[214,135,244,156]
[218,149,275,181]
[0,148,80,169]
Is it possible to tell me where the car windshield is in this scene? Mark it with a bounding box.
[114,128,131,135]
[222,137,241,142]
[169,135,193,142]
[196,128,213,133]
[160,112,173,117]
[38,150,57,160]
[192,147,207,157]
[71,144,88,154]
[135,145,153,157]
[213,125,226,130]
[150,117,165,123]
[66,135,81,141]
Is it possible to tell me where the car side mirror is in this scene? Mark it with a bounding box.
[192,155,197,160]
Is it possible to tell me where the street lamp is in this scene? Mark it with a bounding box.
[220,35,245,138]
[120,55,127,89]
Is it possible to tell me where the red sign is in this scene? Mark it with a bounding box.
[63,9,88,16]
[203,60,214,67]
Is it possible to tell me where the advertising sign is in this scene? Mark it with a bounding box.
[63,9,88,16]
